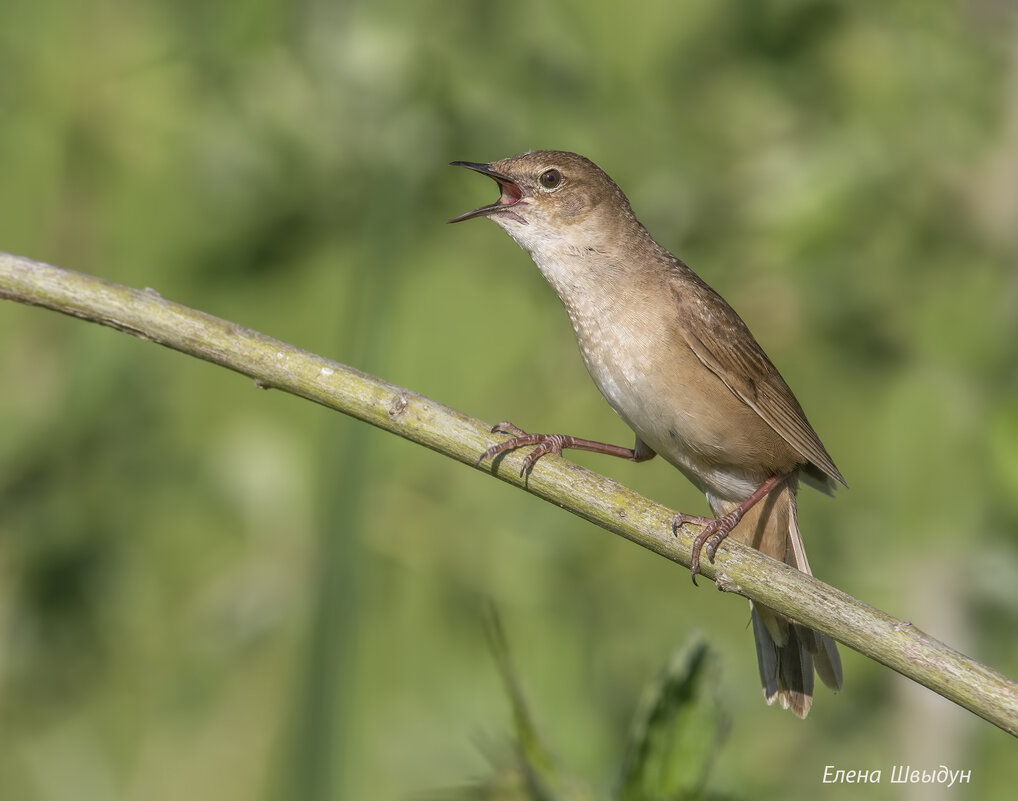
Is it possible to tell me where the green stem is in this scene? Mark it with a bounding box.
[3,249,1017,737]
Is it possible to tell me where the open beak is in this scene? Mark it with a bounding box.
[448,161,525,224]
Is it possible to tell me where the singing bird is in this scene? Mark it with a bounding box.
[450,151,844,717]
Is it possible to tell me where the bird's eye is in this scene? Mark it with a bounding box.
[539,169,562,189]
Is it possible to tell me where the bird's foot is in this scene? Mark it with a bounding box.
[673,474,787,584]
[673,510,742,585]
[477,423,645,475]
[476,422,571,476]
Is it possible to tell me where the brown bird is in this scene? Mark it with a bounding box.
[449,150,844,717]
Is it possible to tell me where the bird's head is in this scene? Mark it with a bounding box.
[449,151,633,246]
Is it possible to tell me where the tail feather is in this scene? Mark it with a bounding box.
[713,472,842,717]
[751,607,815,717]
[808,626,843,691]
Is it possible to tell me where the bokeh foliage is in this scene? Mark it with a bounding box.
[1,1,1017,799]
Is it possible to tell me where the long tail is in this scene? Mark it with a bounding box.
[712,474,842,718]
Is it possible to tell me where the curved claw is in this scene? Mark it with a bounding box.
[674,511,738,585]
[475,422,526,466]
[475,440,514,466]
[491,421,527,437]
[705,520,736,562]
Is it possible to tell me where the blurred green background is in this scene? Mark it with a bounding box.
[2,1,1017,799]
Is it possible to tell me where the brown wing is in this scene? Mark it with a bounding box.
[669,268,846,488]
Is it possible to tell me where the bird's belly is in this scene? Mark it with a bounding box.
[573,317,780,501]
[611,375,765,499]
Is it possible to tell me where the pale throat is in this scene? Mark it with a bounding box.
[526,240,656,418]
[496,213,646,366]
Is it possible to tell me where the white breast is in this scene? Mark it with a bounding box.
[534,251,762,500]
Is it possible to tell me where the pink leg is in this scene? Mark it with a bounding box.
[477,422,654,476]
[675,474,787,584]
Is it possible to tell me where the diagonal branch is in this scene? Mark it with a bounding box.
[2,249,1017,736]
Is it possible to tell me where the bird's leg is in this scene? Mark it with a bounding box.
[675,473,787,583]
[477,422,655,476]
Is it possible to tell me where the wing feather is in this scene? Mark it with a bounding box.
[669,269,846,488]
